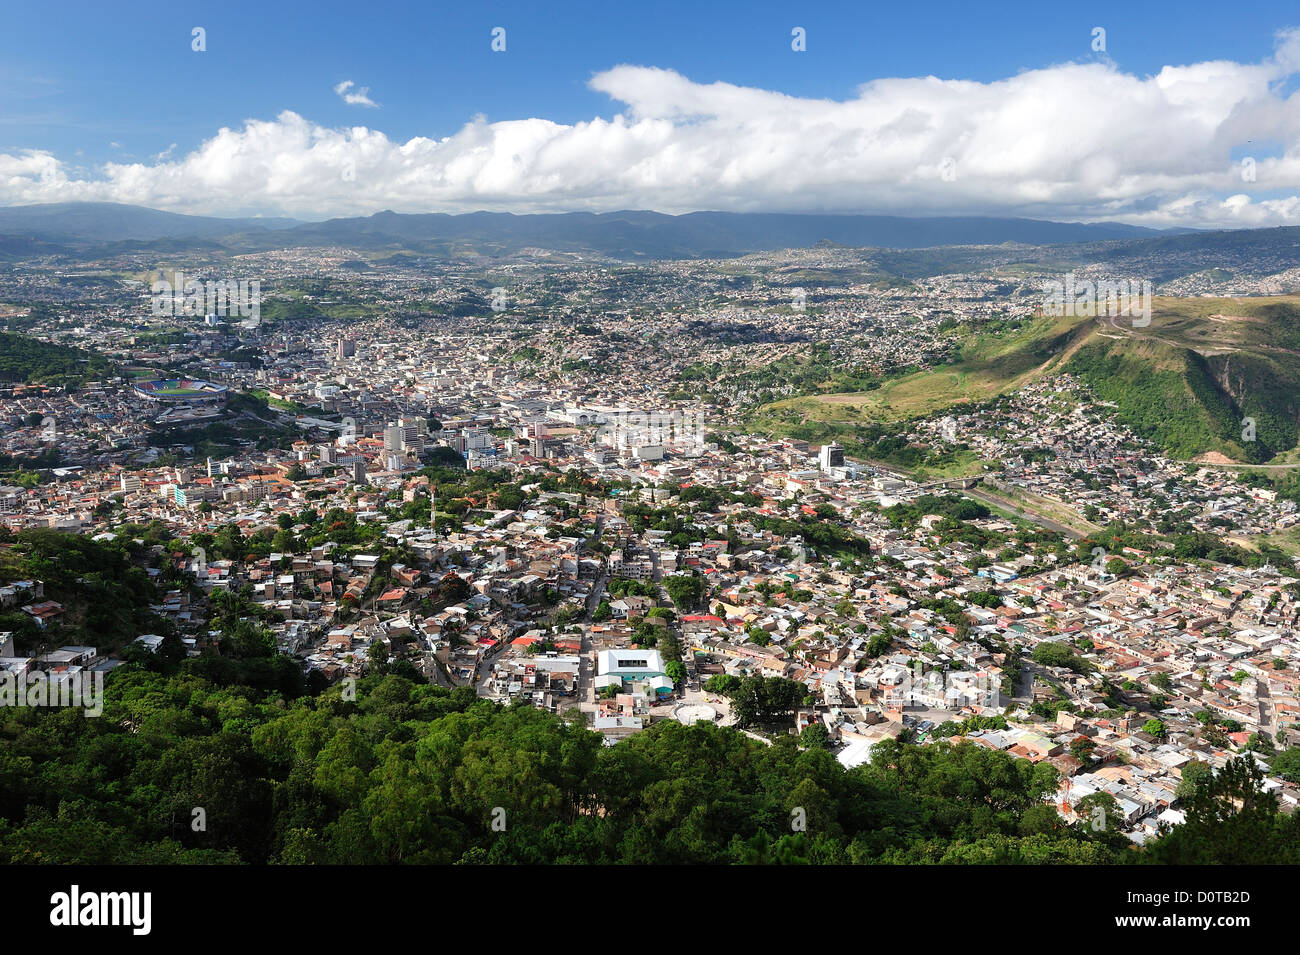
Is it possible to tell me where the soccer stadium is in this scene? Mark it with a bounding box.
[132,377,229,403]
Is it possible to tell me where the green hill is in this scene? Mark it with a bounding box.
[759,296,1300,463]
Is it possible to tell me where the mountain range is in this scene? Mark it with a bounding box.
[0,202,1184,259]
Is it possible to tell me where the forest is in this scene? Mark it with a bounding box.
[0,331,113,386]
[1,663,1295,864]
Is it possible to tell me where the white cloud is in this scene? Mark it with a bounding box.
[4,34,1300,227]
[334,80,379,109]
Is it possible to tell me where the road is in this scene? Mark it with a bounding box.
[582,566,608,623]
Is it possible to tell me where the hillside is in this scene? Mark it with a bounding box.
[3,660,1291,864]
[0,528,173,656]
[0,331,113,386]
[756,296,1300,464]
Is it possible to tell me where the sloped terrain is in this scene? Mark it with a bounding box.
[764,297,1300,463]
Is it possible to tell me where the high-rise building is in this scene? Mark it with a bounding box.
[819,442,844,472]
[397,418,424,451]
[336,338,356,359]
[398,416,427,438]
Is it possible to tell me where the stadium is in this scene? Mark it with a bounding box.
[132,377,229,403]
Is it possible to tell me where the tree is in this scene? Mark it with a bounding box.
[704,674,740,695]
[1032,641,1092,674]
[1142,718,1166,739]
[439,572,472,604]
[800,723,832,751]
[367,640,389,675]
[662,573,706,610]
[1176,760,1212,801]
[1075,791,1123,837]
[1202,723,1229,748]
[1149,757,1300,864]
[422,446,466,469]
[1246,732,1275,755]
[864,632,892,658]
[729,676,807,728]
[1271,748,1300,784]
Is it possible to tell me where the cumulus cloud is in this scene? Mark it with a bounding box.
[4,34,1300,226]
[333,80,378,108]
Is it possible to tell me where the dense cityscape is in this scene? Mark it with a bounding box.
[3,235,1300,863]
[5,6,1300,933]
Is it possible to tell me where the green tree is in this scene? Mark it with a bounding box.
[800,723,833,751]
[1176,760,1213,801]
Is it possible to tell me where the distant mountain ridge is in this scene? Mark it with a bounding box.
[282,209,1174,256]
[0,202,1182,258]
[0,202,299,242]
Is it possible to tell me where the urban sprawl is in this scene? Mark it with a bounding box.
[3,243,1299,845]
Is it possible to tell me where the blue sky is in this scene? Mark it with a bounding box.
[3,0,1299,224]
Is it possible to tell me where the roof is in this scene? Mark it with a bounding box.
[837,737,875,769]
[597,647,666,676]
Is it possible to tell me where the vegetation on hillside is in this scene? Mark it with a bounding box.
[0,332,113,386]
[1,665,1294,864]
[751,298,1300,464]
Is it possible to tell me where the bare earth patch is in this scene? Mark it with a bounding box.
[1193,451,1237,464]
